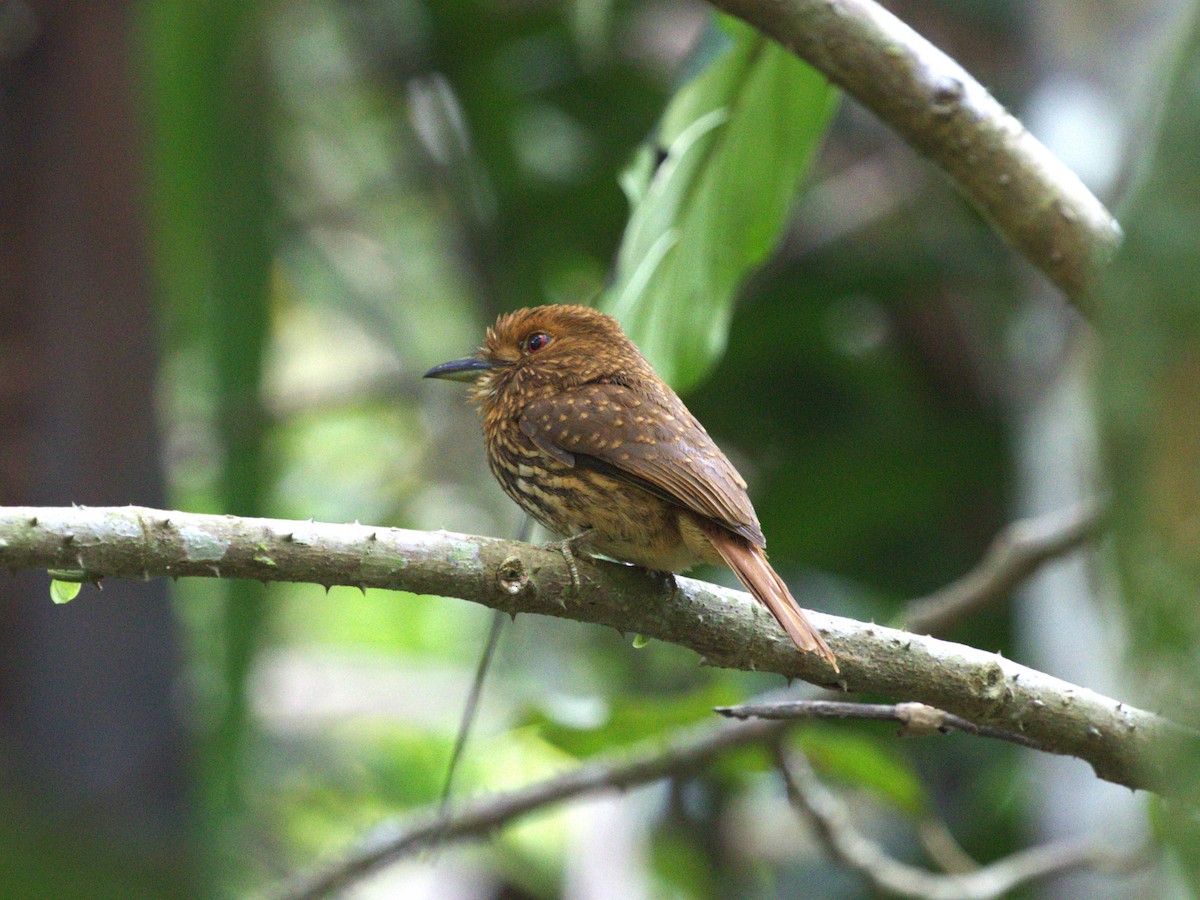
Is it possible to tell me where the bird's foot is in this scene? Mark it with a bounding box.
[649,568,679,601]
[542,530,595,604]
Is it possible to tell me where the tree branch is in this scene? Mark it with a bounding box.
[899,499,1105,635]
[716,699,1053,754]
[279,717,789,899]
[774,746,1147,899]
[0,505,1188,793]
[704,0,1121,310]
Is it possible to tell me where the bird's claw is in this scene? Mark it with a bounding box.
[543,530,593,601]
[655,569,679,601]
[641,568,678,599]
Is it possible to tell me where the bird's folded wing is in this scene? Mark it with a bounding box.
[519,382,765,547]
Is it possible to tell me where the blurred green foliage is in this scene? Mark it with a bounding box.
[127,0,1185,895]
[602,16,837,390]
[1099,7,1200,886]
[143,0,276,849]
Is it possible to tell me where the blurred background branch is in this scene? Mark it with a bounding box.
[899,498,1104,635]
[774,745,1146,899]
[283,717,789,899]
[705,0,1122,309]
[283,712,1149,899]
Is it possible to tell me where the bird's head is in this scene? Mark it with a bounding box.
[424,305,648,409]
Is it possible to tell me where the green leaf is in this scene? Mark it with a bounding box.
[50,579,82,605]
[600,15,838,392]
[798,727,929,817]
[632,633,650,648]
[530,682,742,757]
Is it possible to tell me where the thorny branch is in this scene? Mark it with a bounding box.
[0,504,1188,795]
[704,0,1121,309]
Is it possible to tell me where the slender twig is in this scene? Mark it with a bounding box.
[704,0,1121,309]
[917,817,981,876]
[437,609,506,815]
[900,499,1105,635]
[436,516,534,821]
[774,745,1147,899]
[279,718,789,899]
[0,505,1189,793]
[716,699,1051,753]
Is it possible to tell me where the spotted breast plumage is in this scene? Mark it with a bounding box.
[425,304,837,668]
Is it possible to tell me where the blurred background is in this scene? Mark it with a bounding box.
[1,0,1196,896]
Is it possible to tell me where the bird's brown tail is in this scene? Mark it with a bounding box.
[701,523,838,670]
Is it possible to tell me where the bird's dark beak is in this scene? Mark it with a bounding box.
[422,356,496,383]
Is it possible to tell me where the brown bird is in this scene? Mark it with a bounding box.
[424,305,836,668]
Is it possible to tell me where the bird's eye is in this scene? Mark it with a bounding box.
[523,332,552,354]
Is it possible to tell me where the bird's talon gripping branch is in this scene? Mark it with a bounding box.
[653,569,680,601]
[556,542,580,597]
[542,529,594,599]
